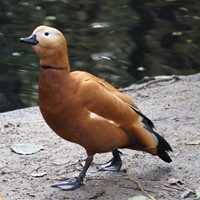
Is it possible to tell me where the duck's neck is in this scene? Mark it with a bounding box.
[39,52,70,73]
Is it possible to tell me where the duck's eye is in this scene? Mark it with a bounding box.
[44,32,49,36]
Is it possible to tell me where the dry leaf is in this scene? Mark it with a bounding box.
[4,122,14,128]
[11,143,44,155]
[79,159,85,167]
[185,140,200,145]
[31,172,47,177]
[52,158,69,166]
[167,177,183,185]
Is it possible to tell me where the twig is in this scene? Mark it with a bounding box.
[125,176,156,200]
[163,183,195,194]
[121,75,181,92]
[138,75,180,84]
[175,183,195,194]
[139,75,180,89]
[162,184,185,191]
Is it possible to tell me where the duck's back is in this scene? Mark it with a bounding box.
[71,71,137,107]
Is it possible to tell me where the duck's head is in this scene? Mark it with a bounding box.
[20,26,69,67]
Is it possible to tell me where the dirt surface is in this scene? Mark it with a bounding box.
[0,74,200,200]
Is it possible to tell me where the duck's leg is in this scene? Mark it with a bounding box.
[52,155,93,191]
[100,149,122,171]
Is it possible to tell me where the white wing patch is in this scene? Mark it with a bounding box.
[89,112,115,124]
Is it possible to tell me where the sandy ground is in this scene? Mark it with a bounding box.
[0,74,200,200]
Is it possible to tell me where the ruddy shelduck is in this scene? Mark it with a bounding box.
[20,26,172,191]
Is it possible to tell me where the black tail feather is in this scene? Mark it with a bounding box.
[157,149,172,163]
[128,104,172,163]
[153,131,172,163]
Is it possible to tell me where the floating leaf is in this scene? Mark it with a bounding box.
[128,196,151,200]
[12,52,21,56]
[172,31,183,36]
[45,16,56,21]
[167,177,183,185]
[11,143,44,155]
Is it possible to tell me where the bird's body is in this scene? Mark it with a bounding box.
[20,26,172,190]
[39,70,130,154]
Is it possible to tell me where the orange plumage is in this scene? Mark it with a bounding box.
[20,26,172,190]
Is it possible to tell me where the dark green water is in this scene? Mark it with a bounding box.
[1,0,200,112]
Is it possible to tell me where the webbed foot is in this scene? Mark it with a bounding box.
[52,156,93,191]
[51,178,82,191]
[100,150,122,172]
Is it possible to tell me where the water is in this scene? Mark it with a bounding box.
[1,0,200,112]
